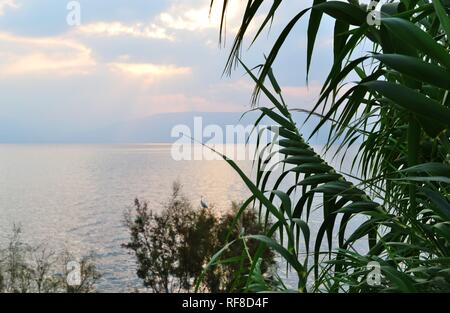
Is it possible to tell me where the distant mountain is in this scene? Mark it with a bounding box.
[75,111,330,144]
[0,111,330,144]
[76,111,262,143]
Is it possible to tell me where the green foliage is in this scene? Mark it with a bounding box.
[123,182,275,293]
[209,0,450,292]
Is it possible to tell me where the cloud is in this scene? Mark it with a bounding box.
[157,1,245,32]
[158,6,217,31]
[0,32,95,76]
[280,82,323,111]
[282,83,322,98]
[75,0,251,44]
[129,93,243,117]
[0,0,19,16]
[108,62,191,82]
[0,0,321,142]
[76,21,175,41]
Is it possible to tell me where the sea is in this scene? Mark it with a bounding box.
[0,143,361,292]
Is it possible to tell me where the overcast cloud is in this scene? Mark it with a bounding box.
[0,0,338,141]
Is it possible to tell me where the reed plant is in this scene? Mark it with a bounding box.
[203,0,450,292]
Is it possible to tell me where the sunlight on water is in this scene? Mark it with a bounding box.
[0,144,361,292]
[0,144,252,292]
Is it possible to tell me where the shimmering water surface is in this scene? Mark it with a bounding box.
[0,144,253,292]
[0,144,361,292]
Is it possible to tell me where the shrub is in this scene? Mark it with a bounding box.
[123,182,275,293]
[0,226,100,293]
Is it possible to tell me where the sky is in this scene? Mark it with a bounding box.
[0,0,339,142]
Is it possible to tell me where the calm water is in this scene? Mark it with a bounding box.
[0,144,252,292]
[0,144,363,292]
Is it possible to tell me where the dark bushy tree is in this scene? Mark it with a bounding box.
[123,182,274,293]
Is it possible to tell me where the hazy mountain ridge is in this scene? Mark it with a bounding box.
[0,111,326,144]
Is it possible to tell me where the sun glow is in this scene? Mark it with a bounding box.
[109,63,191,78]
